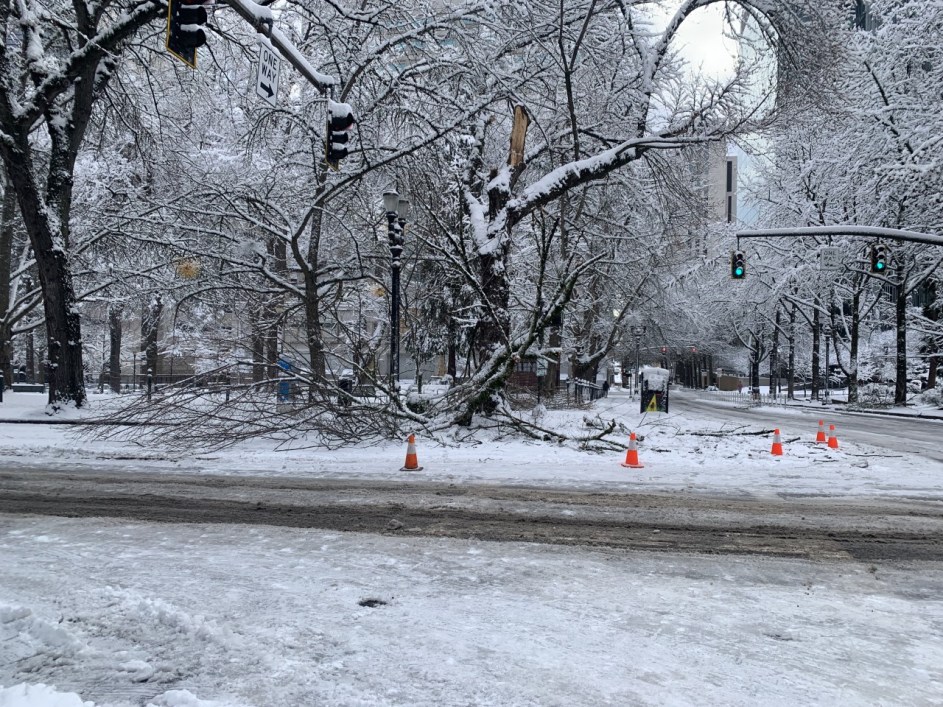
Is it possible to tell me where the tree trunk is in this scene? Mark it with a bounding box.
[0,131,86,407]
[447,315,457,380]
[923,280,938,391]
[787,302,796,400]
[250,329,265,383]
[847,288,860,404]
[304,199,327,397]
[811,306,821,400]
[108,306,122,394]
[477,249,511,359]
[542,324,562,396]
[26,329,34,382]
[750,336,760,395]
[265,325,279,381]
[895,274,908,405]
[0,176,14,387]
[475,168,514,364]
[142,295,163,379]
[770,310,780,399]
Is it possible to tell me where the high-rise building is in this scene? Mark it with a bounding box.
[709,154,738,224]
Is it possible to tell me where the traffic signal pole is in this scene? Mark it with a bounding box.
[225,0,338,94]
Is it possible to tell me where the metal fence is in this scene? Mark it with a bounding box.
[507,379,607,410]
[689,387,851,408]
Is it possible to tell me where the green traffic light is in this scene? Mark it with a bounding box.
[735,267,744,276]
[876,261,885,270]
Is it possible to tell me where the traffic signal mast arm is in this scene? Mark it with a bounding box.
[225,0,337,94]
[736,225,943,247]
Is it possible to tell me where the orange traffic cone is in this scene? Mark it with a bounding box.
[621,432,644,469]
[827,424,839,450]
[401,433,423,471]
[771,428,784,456]
[816,420,827,444]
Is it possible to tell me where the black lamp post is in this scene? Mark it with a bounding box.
[630,325,645,398]
[383,190,409,397]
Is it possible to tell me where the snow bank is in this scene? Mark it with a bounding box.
[0,684,229,707]
[0,683,93,707]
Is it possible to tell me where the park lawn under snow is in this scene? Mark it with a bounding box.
[1,389,942,706]
[0,389,941,500]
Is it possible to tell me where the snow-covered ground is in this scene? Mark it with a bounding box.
[2,389,942,706]
[0,389,941,499]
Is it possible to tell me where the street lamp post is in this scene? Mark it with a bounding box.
[383,191,409,399]
[629,325,645,398]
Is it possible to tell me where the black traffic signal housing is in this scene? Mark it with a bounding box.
[731,250,746,279]
[870,243,889,273]
[166,0,208,68]
[326,100,355,169]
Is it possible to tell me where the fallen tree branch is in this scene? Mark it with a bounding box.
[686,429,776,437]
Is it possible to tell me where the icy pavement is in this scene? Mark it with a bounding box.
[2,515,942,706]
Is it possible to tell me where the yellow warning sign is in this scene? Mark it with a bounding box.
[645,396,659,413]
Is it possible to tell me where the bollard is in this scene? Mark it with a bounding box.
[146,369,153,401]
[0,371,4,403]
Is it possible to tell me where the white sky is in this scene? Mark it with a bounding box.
[651,3,739,80]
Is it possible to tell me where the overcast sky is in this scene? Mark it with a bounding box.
[651,3,739,79]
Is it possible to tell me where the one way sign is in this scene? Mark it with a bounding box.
[255,40,280,107]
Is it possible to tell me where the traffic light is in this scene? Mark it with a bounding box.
[731,250,746,279]
[326,100,355,168]
[870,243,889,273]
[166,0,208,68]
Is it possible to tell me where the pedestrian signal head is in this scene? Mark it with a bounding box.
[731,250,746,279]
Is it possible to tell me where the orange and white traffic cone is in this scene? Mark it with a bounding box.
[827,424,839,450]
[621,432,644,469]
[771,428,784,456]
[816,419,827,444]
[400,433,424,471]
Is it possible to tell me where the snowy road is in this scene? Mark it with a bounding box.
[2,514,943,707]
[2,395,943,705]
[673,391,943,463]
[3,468,943,562]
